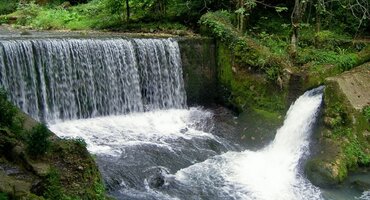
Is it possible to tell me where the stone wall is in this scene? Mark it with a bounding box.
[178,37,218,106]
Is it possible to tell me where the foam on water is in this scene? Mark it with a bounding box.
[49,108,216,156]
[174,87,325,200]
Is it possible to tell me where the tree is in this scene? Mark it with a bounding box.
[290,0,308,58]
[314,0,369,35]
[235,0,256,33]
[125,0,130,22]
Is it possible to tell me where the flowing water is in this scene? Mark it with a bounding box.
[0,38,185,122]
[0,38,368,200]
[49,87,326,200]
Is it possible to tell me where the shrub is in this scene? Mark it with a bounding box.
[199,11,289,81]
[0,89,18,127]
[297,47,358,72]
[72,137,87,148]
[44,168,64,200]
[362,106,370,122]
[0,192,8,200]
[0,0,18,15]
[26,124,51,157]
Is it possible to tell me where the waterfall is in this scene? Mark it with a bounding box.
[51,86,325,199]
[0,38,186,122]
[173,86,324,200]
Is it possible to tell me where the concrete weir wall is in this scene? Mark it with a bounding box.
[178,38,218,106]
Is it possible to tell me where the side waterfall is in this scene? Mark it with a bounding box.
[0,38,186,122]
[173,86,324,200]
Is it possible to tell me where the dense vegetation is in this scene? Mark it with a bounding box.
[0,0,368,79]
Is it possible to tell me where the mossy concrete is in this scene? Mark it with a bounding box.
[178,38,218,106]
[216,42,290,115]
[306,63,370,187]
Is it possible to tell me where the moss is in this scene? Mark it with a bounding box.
[0,91,109,199]
[217,43,287,115]
[306,69,370,187]
[302,44,370,90]
[0,193,7,200]
[200,11,290,82]
[178,38,218,106]
[46,139,107,199]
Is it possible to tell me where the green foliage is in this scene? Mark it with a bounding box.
[72,137,87,148]
[92,181,106,200]
[200,11,288,81]
[0,89,17,128]
[0,89,24,136]
[344,136,370,167]
[0,193,8,200]
[217,44,286,114]
[0,0,18,15]
[199,11,237,43]
[15,2,43,26]
[298,47,358,72]
[26,124,51,157]
[13,0,121,30]
[44,168,64,200]
[363,106,370,121]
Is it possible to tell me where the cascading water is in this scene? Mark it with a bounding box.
[50,87,327,200]
[0,38,186,122]
[172,86,325,200]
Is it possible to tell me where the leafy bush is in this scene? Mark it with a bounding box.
[26,124,51,157]
[0,89,18,127]
[44,168,64,200]
[0,192,8,200]
[363,106,370,122]
[298,47,358,72]
[344,136,370,167]
[72,137,87,148]
[199,11,289,81]
[0,0,18,15]
[13,0,120,30]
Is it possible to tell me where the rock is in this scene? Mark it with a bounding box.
[180,128,188,133]
[60,1,71,9]
[149,175,165,188]
[306,63,370,187]
[30,180,44,196]
[20,31,31,36]
[351,179,370,191]
[326,64,370,111]
[0,171,32,198]
[305,158,347,187]
[30,162,50,177]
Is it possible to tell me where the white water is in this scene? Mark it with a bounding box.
[50,108,218,156]
[0,38,186,122]
[49,87,329,200]
[174,87,324,200]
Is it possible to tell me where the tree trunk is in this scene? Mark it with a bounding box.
[125,0,130,22]
[237,0,245,33]
[290,0,300,58]
[291,25,298,58]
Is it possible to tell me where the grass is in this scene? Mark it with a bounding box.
[11,1,121,30]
